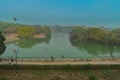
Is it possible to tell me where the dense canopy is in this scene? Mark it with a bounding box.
[70,26,120,46]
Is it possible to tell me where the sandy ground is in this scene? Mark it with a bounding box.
[34,34,46,38]
[1,58,120,65]
[4,33,45,43]
[4,33,19,43]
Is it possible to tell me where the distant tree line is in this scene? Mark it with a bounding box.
[0,22,51,39]
[16,25,51,39]
[70,26,120,46]
[51,26,72,33]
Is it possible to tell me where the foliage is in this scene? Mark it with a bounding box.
[0,77,6,80]
[66,64,72,70]
[17,26,35,39]
[86,64,93,69]
[0,32,6,55]
[0,64,120,70]
[0,21,51,38]
[89,75,97,80]
[88,28,102,42]
[70,26,120,46]
[70,26,88,41]
[0,22,23,33]
[40,25,51,37]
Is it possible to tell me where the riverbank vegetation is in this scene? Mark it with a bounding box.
[16,26,35,39]
[70,26,120,47]
[0,22,51,42]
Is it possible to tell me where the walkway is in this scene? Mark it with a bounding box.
[1,58,120,65]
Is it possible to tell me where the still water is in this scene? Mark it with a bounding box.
[1,33,120,59]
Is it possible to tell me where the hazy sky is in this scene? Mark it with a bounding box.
[0,0,120,27]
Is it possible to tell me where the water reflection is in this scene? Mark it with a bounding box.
[70,40,120,58]
[15,37,51,48]
[2,33,120,59]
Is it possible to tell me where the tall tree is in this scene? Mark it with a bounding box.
[0,32,6,54]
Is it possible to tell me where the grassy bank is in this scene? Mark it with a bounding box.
[0,64,120,80]
[0,68,120,80]
[0,64,120,70]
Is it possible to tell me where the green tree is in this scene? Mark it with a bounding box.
[88,28,103,42]
[17,26,35,39]
[41,25,51,37]
[0,32,6,55]
[70,26,120,46]
[70,26,88,42]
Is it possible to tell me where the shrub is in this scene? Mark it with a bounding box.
[86,64,93,69]
[89,75,97,80]
[66,64,72,69]
[0,77,6,80]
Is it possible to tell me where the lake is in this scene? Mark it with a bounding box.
[1,33,120,59]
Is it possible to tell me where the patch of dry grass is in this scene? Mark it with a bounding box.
[0,69,120,80]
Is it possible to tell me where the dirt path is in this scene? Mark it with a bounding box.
[1,58,120,65]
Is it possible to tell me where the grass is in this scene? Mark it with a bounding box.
[0,64,120,80]
[0,69,120,80]
[0,77,6,80]
[89,75,97,80]
[1,64,120,69]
